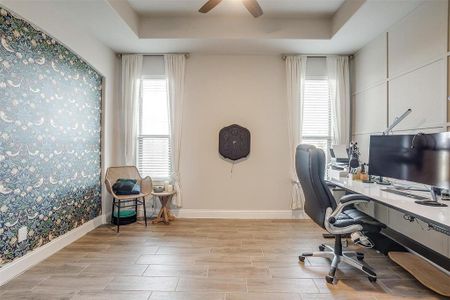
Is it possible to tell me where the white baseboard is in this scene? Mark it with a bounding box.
[102,211,112,224]
[171,209,308,219]
[0,215,103,286]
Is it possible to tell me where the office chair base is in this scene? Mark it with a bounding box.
[299,249,377,284]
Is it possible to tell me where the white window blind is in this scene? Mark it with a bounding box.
[302,77,332,157]
[137,78,172,180]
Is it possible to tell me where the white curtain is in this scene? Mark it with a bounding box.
[121,54,143,165]
[327,56,350,146]
[286,55,307,210]
[165,54,186,208]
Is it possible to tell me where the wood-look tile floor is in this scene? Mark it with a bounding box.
[0,219,446,300]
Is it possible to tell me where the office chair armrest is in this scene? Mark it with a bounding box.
[324,195,372,235]
[339,194,372,204]
[328,194,371,224]
[324,206,365,235]
[325,180,336,188]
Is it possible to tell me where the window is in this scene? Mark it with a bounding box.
[302,77,332,159]
[137,77,171,180]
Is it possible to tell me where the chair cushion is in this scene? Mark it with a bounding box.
[115,193,148,200]
[334,207,385,233]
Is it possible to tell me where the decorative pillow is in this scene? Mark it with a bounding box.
[112,179,141,195]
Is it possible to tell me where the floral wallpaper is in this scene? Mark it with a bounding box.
[0,6,102,265]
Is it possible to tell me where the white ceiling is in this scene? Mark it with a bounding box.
[127,0,345,18]
[0,0,425,55]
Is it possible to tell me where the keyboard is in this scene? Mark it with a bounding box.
[381,188,429,200]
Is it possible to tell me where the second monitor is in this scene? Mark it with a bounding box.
[369,132,450,191]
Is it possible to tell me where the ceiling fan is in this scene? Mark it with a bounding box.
[199,0,264,18]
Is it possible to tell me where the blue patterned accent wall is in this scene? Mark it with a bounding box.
[0,6,102,265]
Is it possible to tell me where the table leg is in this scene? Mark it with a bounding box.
[163,206,169,224]
[152,196,172,224]
[167,206,176,221]
[152,207,163,224]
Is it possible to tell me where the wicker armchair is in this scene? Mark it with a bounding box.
[105,166,153,232]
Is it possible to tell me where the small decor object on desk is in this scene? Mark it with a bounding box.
[359,163,369,181]
[441,189,450,201]
[152,190,177,225]
[348,141,360,174]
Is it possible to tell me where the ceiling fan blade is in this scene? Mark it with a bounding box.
[199,0,223,13]
[242,0,263,18]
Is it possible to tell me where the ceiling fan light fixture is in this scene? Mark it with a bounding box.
[198,0,223,14]
[198,0,263,17]
[242,0,264,18]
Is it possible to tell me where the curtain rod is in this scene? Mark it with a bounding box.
[117,53,190,59]
[281,54,353,60]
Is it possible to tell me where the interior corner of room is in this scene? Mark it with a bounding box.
[0,0,449,298]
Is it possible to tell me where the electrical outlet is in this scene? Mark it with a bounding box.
[18,226,27,243]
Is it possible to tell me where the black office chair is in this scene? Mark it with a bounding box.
[295,144,385,284]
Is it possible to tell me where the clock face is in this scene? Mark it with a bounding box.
[219,124,251,161]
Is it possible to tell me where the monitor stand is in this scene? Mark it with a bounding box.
[373,176,391,185]
[415,186,448,207]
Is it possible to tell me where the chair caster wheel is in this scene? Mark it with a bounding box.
[325,275,335,284]
[318,245,325,251]
[299,256,305,262]
[356,253,364,261]
[368,276,377,283]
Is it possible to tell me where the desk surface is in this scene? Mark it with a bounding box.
[328,177,450,231]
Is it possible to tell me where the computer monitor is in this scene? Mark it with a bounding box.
[329,144,349,164]
[368,132,450,190]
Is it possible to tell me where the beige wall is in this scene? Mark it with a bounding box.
[179,55,291,210]
[352,0,450,257]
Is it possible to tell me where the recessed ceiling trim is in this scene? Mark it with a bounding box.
[127,0,346,18]
[5,0,423,55]
[139,16,332,40]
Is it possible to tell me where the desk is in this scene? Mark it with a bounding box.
[328,177,450,271]
[328,177,450,234]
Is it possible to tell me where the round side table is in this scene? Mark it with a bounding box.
[151,190,176,224]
